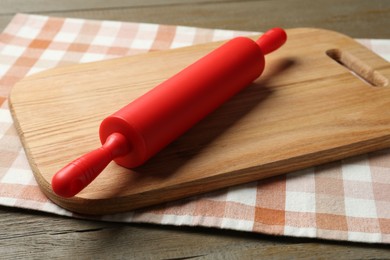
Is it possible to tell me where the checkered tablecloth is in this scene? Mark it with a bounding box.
[1,13,389,244]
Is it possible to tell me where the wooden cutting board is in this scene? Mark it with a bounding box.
[9,28,390,215]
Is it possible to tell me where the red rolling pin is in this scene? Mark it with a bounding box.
[52,28,287,198]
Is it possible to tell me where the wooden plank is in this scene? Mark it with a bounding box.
[10,28,390,214]
[0,0,389,38]
[0,0,231,14]
[1,207,390,259]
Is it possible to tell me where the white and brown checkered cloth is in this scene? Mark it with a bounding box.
[1,14,389,244]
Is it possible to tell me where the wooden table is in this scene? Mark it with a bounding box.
[1,1,390,258]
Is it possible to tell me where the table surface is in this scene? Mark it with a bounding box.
[1,0,390,258]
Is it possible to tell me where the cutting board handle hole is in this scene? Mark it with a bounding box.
[326,49,388,87]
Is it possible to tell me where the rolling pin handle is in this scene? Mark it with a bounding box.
[256,27,287,55]
[51,133,130,197]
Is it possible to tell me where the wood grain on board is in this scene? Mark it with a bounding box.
[10,28,390,215]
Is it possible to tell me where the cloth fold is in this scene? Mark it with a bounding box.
[0,13,389,244]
